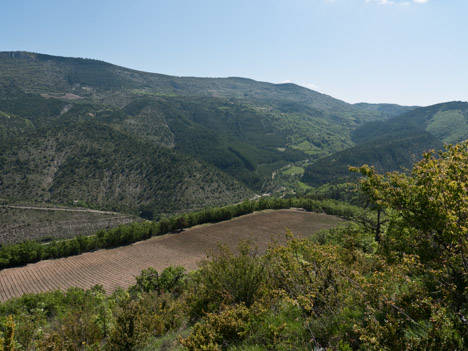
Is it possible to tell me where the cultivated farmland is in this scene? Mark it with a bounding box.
[0,204,138,244]
[0,210,342,302]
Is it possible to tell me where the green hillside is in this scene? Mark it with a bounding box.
[352,101,468,144]
[0,119,251,217]
[353,102,417,119]
[1,141,467,350]
[302,102,468,186]
[0,51,410,214]
[302,131,443,186]
[0,51,392,120]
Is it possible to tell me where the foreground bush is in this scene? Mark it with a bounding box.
[187,242,265,320]
[0,230,466,350]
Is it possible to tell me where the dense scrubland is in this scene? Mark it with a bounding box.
[0,142,466,350]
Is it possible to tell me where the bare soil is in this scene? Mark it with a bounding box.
[0,210,342,302]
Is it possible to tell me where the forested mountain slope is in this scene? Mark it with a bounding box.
[0,51,409,213]
[353,102,417,119]
[0,51,394,118]
[0,119,250,216]
[302,102,468,186]
[352,101,468,145]
[302,131,443,186]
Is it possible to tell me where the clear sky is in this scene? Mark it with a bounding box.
[1,0,467,106]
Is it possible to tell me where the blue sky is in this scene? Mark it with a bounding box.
[1,0,467,106]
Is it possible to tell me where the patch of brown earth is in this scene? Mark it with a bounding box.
[0,210,342,301]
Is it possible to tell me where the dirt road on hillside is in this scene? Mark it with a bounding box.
[0,205,120,215]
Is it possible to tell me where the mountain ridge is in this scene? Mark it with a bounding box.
[0,51,408,118]
[2,51,449,214]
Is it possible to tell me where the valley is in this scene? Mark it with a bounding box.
[0,51,421,217]
[1,52,466,218]
[1,0,467,346]
[0,51,467,350]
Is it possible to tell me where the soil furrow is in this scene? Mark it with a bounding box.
[0,210,342,301]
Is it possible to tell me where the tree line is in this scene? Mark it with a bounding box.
[0,197,361,270]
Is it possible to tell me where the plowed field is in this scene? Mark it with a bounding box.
[0,210,342,301]
[0,204,138,244]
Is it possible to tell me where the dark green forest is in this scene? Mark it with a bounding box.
[302,131,443,186]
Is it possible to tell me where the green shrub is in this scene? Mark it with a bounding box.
[188,242,265,319]
[180,304,251,351]
[129,266,186,296]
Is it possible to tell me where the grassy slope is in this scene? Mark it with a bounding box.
[352,101,468,145]
[302,131,443,186]
[302,102,468,186]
